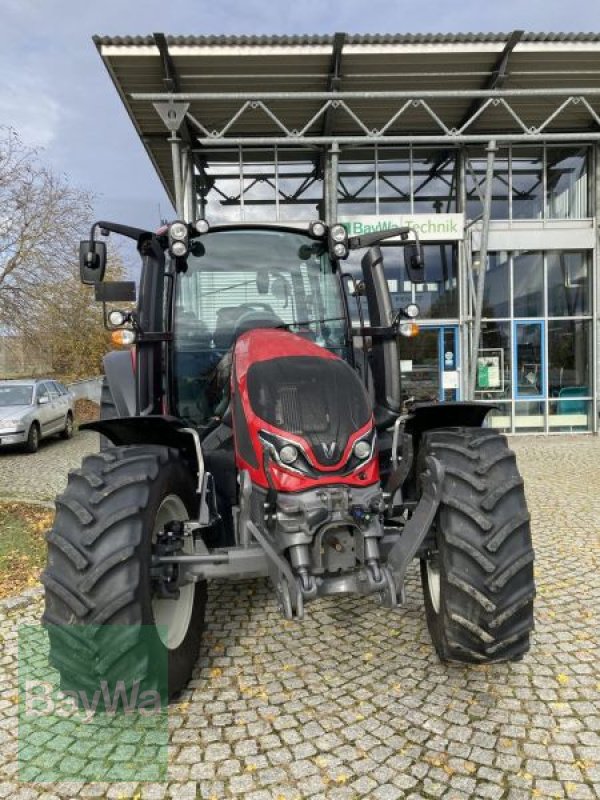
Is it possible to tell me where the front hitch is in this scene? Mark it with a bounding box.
[385,455,445,602]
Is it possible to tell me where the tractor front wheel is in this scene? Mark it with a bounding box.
[43,445,206,702]
[419,427,535,663]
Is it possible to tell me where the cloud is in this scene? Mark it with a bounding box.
[0,73,61,149]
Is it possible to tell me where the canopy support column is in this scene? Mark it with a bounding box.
[468,139,497,398]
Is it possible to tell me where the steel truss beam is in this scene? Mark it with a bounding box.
[139,88,600,147]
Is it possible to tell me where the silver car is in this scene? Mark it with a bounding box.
[0,379,75,453]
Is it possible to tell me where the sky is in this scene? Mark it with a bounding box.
[3,0,600,231]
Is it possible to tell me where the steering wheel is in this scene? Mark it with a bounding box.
[238,302,277,315]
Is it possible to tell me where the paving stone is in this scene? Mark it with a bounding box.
[1,435,599,798]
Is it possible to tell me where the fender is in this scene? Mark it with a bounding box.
[81,415,196,458]
[103,350,136,417]
[404,401,495,441]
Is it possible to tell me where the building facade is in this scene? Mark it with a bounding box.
[95,31,600,432]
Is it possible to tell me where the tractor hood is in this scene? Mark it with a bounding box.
[231,329,378,491]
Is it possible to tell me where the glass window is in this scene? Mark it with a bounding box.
[276,150,324,221]
[414,244,458,319]
[512,147,543,220]
[546,147,588,219]
[547,251,591,317]
[547,320,591,397]
[514,401,545,432]
[173,228,347,425]
[338,151,376,215]
[240,151,277,222]
[465,148,509,220]
[484,403,512,433]
[513,251,543,317]
[376,148,411,214]
[549,399,591,431]
[482,252,510,318]
[515,322,544,398]
[0,385,33,406]
[412,150,457,213]
[476,322,511,400]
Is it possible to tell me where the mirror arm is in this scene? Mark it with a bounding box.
[348,225,414,251]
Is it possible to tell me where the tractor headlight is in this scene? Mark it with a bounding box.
[108,309,127,327]
[169,222,188,240]
[330,224,347,243]
[353,439,372,460]
[333,242,348,259]
[309,220,326,238]
[279,445,299,465]
[170,240,188,258]
[168,220,189,259]
[194,218,210,234]
[404,303,420,319]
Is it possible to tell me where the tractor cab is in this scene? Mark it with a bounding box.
[171,226,349,428]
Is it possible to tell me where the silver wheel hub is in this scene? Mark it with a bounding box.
[151,495,195,651]
[426,556,441,614]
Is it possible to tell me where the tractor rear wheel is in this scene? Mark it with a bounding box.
[419,427,535,663]
[42,445,206,703]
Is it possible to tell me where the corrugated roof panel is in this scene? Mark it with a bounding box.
[93,31,600,204]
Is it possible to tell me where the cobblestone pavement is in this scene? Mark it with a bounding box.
[0,435,599,799]
[0,430,99,502]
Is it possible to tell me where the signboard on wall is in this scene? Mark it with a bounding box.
[477,348,504,392]
[339,213,465,241]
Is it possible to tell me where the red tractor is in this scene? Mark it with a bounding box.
[43,220,535,700]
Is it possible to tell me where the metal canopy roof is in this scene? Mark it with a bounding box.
[94,31,600,205]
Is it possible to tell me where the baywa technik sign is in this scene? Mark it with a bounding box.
[340,213,464,241]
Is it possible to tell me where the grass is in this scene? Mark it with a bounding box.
[0,502,54,599]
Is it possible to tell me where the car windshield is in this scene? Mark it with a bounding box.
[172,228,348,425]
[0,386,33,406]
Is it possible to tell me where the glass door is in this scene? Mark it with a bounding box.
[514,321,545,399]
[513,320,546,432]
[400,325,460,404]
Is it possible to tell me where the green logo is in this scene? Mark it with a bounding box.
[18,624,168,782]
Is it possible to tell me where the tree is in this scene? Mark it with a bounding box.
[0,127,94,328]
[0,128,129,380]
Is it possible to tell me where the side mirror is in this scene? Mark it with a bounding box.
[79,240,107,285]
[38,396,49,405]
[404,242,425,283]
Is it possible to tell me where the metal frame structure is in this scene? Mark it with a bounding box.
[95,31,600,433]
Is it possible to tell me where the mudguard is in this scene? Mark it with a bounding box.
[404,401,494,441]
[103,350,136,417]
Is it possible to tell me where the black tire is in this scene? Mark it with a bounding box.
[60,411,74,440]
[419,427,535,663]
[99,378,117,451]
[42,445,207,704]
[25,422,40,454]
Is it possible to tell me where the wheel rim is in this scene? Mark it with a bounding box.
[31,427,38,447]
[426,555,441,614]
[66,416,73,435]
[151,494,195,651]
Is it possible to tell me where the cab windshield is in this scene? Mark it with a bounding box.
[172,228,347,426]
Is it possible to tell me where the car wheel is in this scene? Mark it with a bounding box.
[60,412,74,440]
[25,423,40,454]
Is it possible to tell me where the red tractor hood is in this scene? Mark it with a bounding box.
[231,329,378,492]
